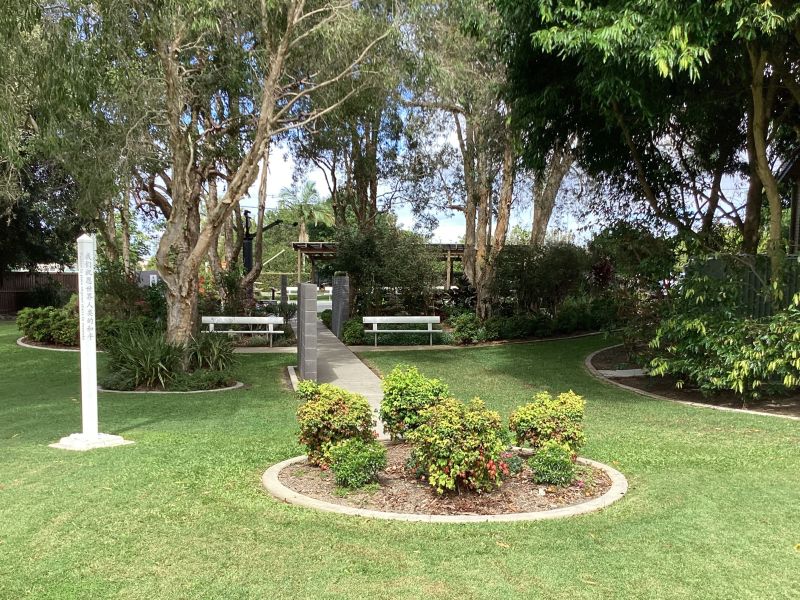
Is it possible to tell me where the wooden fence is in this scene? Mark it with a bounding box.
[0,272,78,313]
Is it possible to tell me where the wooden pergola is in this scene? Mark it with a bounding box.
[291,242,465,287]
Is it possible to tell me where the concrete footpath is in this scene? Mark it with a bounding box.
[293,319,387,439]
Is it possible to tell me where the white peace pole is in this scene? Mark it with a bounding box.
[50,234,133,451]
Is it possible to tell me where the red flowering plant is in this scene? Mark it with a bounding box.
[407,397,509,494]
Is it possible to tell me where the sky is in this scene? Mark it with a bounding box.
[237,143,538,245]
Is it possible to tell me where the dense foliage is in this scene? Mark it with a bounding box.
[509,391,586,452]
[333,217,439,315]
[16,296,79,346]
[102,327,237,391]
[325,438,387,489]
[407,398,508,494]
[650,260,800,398]
[296,383,375,466]
[528,440,576,486]
[380,365,450,439]
[491,242,590,315]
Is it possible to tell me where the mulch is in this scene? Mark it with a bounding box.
[279,443,611,516]
[591,346,800,418]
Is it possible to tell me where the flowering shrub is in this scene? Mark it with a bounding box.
[528,440,576,485]
[380,365,449,439]
[296,383,374,466]
[408,397,508,494]
[325,438,387,489]
[509,391,585,451]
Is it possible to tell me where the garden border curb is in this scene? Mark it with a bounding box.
[16,337,90,353]
[262,455,627,524]
[98,381,245,395]
[584,345,800,422]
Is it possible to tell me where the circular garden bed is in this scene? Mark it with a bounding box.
[588,345,800,419]
[264,443,627,523]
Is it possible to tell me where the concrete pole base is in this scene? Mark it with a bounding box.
[49,432,135,451]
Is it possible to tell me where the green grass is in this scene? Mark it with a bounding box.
[1,323,799,599]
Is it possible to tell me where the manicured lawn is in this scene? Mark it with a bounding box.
[1,323,798,599]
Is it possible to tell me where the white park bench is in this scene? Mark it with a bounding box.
[362,316,442,347]
[201,316,285,347]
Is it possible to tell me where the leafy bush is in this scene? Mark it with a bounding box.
[380,365,450,439]
[449,312,487,344]
[528,440,576,485]
[408,398,508,494]
[104,327,183,390]
[168,369,234,392]
[296,383,375,466]
[325,438,387,489]
[484,312,554,340]
[509,391,586,451]
[296,379,321,402]
[187,333,236,371]
[96,315,159,349]
[320,309,333,329]
[341,317,366,345]
[17,301,79,346]
[650,292,800,398]
[492,242,590,315]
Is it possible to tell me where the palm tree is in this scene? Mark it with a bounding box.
[278,181,333,281]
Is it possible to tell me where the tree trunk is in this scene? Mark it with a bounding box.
[296,220,307,282]
[749,43,785,292]
[530,143,574,245]
[475,128,515,320]
[742,114,763,254]
[120,189,132,273]
[242,146,272,289]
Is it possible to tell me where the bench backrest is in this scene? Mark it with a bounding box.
[202,316,284,325]
[362,316,440,324]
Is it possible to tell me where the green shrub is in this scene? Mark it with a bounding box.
[341,317,366,345]
[380,365,449,439]
[17,303,79,346]
[97,315,159,349]
[449,312,486,344]
[296,380,321,402]
[528,440,576,485]
[104,327,183,390]
[509,391,586,451]
[650,293,800,398]
[408,398,508,494]
[325,438,387,489]
[320,309,333,329]
[296,383,375,466]
[483,313,554,341]
[187,333,236,371]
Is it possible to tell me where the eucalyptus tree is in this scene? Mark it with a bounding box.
[52,0,392,343]
[400,0,521,318]
[288,1,405,231]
